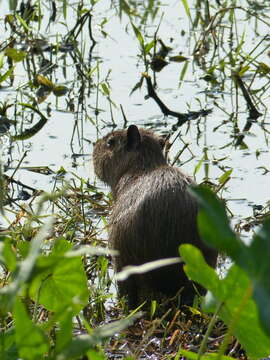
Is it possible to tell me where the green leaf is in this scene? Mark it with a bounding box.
[0,328,18,360]
[179,60,189,83]
[29,238,89,314]
[0,219,54,309]
[180,244,220,296]
[258,62,270,75]
[9,0,18,11]
[36,74,54,89]
[5,48,27,62]
[193,157,203,176]
[2,238,17,272]
[14,298,49,360]
[190,186,245,258]
[130,21,144,48]
[63,0,67,19]
[101,82,110,96]
[15,13,31,32]
[0,67,14,83]
[177,348,235,360]
[218,169,232,185]
[169,55,189,62]
[53,85,69,97]
[55,310,73,353]
[144,40,155,55]
[180,0,191,20]
[181,245,270,358]
[238,65,250,77]
[191,186,270,337]
[247,220,270,335]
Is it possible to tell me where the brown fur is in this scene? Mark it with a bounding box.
[93,125,217,308]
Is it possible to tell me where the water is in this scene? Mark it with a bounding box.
[1,0,269,230]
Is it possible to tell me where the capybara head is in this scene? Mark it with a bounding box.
[93,125,166,189]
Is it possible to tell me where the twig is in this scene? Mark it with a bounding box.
[143,73,212,126]
[233,74,262,119]
[4,174,38,193]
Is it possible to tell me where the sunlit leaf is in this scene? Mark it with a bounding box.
[130,21,144,48]
[180,0,191,20]
[5,48,27,62]
[218,169,232,185]
[101,83,110,96]
[144,40,155,55]
[0,67,14,83]
[63,0,67,19]
[193,157,204,176]
[15,13,31,32]
[238,65,250,77]
[36,75,54,89]
[0,53,4,69]
[258,62,270,75]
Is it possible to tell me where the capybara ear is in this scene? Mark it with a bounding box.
[127,125,141,151]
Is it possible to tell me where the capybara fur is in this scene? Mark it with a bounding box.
[93,124,217,309]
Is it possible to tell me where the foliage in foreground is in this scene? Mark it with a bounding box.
[179,186,270,359]
[0,190,139,360]
[1,185,270,359]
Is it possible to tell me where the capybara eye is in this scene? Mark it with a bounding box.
[106,138,115,148]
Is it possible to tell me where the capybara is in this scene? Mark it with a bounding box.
[93,124,217,308]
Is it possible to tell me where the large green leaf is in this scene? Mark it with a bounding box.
[0,220,54,310]
[191,186,270,337]
[181,245,270,358]
[29,237,89,314]
[247,220,270,334]
[55,310,73,354]
[14,298,49,360]
[190,186,245,259]
[0,328,18,360]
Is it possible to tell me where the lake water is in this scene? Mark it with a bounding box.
[1,0,269,233]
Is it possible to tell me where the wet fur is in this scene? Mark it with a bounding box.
[93,125,217,308]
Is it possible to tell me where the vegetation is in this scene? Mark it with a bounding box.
[0,0,270,359]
